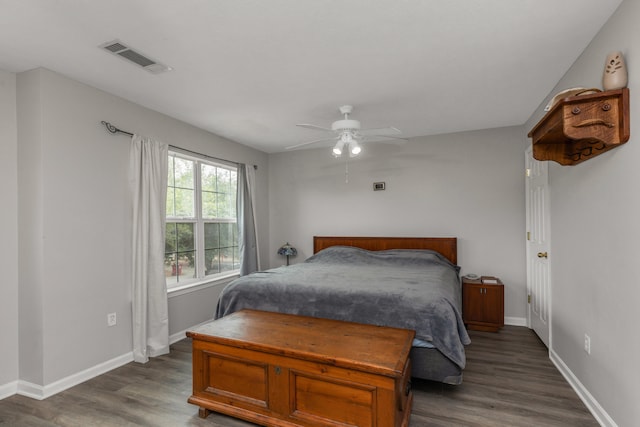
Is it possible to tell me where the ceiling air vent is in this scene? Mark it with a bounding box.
[99,40,172,74]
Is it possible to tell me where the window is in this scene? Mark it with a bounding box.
[165,152,239,289]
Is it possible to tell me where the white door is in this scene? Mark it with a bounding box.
[525,146,551,347]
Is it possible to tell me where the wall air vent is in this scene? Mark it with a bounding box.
[99,40,172,74]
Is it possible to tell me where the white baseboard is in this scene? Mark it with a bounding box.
[169,318,214,345]
[504,316,527,327]
[0,381,18,400]
[549,349,617,427]
[16,351,133,401]
[5,322,211,402]
[4,317,220,402]
[15,380,43,400]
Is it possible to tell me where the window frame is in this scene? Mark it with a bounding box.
[165,150,239,292]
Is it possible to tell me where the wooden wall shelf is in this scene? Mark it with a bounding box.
[528,88,630,165]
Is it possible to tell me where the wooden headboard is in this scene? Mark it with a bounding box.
[313,236,457,265]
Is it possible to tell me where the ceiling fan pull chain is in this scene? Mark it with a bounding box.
[345,156,349,183]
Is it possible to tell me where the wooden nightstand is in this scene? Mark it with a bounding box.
[462,276,504,332]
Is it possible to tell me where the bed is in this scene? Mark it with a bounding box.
[215,236,470,384]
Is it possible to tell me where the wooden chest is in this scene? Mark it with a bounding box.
[186,310,415,427]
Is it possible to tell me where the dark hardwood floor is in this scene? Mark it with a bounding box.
[0,326,598,426]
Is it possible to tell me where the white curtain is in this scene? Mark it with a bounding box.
[237,164,260,275]
[129,134,169,363]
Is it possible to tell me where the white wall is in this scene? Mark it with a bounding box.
[14,68,268,390]
[0,70,19,395]
[524,1,639,424]
[268,126,529,322]
[17,69,45,386]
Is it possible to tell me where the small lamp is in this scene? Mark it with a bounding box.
[277,242,297,266]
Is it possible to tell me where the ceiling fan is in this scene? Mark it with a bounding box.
[286,105,407,157]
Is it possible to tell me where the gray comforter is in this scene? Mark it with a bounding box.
[215,246,471,368]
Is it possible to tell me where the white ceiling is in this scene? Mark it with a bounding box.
[0,0,623,153]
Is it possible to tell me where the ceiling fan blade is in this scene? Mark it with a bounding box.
[296,123,334,132]
[357,126,402,136]
[286,136,338,150]
[361,134,408,142]
[378,138,408,145]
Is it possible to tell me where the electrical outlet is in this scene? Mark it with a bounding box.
[584,334,591,354]
[107,312,117,327]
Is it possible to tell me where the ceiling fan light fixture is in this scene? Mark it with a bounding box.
[340,132,354,143]
[350,142,361,157]
[332,141,344,157]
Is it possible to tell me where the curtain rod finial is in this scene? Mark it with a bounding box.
[101,121,118,134]
[101,121,133,137]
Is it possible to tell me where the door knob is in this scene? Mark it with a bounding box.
[537,252,548,258]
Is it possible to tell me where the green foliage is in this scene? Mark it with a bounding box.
[201,163,237,219]
[165,223,195,277]
[166,156,194,217]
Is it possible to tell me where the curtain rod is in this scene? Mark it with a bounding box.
[101,121,256,170]
[101,121,134,137]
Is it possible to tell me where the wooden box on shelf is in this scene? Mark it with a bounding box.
[528,88,630,165]
[462,276,504,332]
[187,309,414,427]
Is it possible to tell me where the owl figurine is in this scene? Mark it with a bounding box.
[603,51,628,91]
